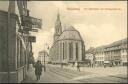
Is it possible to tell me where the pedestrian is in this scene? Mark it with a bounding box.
[104,63,106,68]
[77,63,80,72]
[34,60,44,81]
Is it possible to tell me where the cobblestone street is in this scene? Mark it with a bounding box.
[22,64,127,83]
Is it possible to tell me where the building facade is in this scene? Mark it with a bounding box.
[0,1,38,83]
[104,38,127,66]
[85,38,127,67]
[49,13,85,64]
[38,51,49,64]
[94,46,105,67]
[0,10,29,83]
[85,47,95,67]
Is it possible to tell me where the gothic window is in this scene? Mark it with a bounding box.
[69,43,71,60]
[76,42,78,60]
[60,43,62,60]
[65,42,67,59]
[63,43,64,60]
[69,42,73,60]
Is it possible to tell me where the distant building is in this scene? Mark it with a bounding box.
[37,51,49,64]
[104,38,127,66]
[94,46,106,67]
[85,47,95,62]
[49,13,85,64]
[85,47,95,67]
[85,38,127,66]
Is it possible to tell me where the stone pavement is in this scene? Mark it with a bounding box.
[22,65,80,83]
[49,64,127,80]
[22,64,127,83]
[50,65,127,83]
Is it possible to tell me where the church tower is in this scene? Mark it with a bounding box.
[54,12,62,42]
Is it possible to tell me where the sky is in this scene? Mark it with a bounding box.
[0,1,127,59]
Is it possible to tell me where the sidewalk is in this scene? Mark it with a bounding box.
[22,65,80,83]
[21,67,37,83]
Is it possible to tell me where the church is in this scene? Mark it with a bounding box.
[49,13,85,65]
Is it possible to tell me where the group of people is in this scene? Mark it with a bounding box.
[72,62,81,72]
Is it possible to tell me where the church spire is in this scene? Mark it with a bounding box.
[55,11,62,35]
[56,9,60,23]
[54,11,62,42]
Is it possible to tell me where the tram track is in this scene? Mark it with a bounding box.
[48,66,89,79]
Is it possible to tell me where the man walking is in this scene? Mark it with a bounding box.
[34,60,44,81]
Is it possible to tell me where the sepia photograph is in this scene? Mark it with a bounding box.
[0,0,127,83]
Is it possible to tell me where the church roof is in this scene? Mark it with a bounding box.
[57,25,83,41]
[63,24,76,31]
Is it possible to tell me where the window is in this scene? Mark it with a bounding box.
[64,42,67,59]
[76,42,78,60]
[69,42,73,60]
[63,43,64,60]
